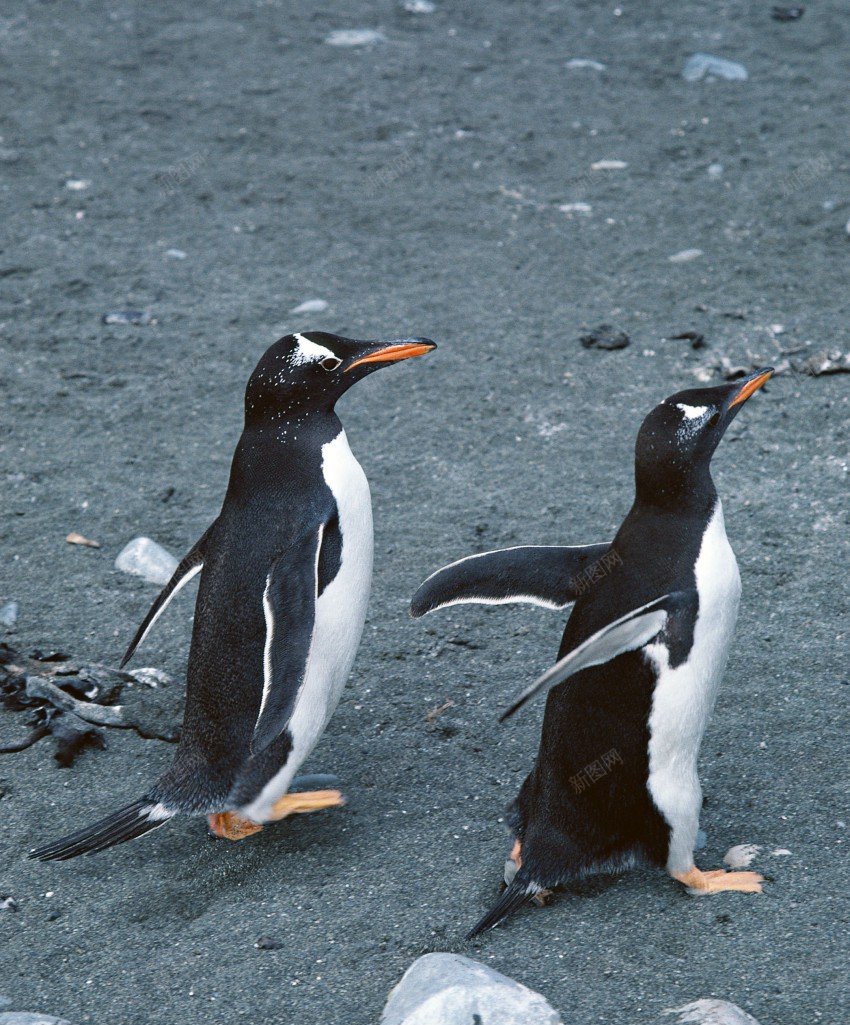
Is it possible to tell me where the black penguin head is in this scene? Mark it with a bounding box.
[244,331,436,421]
[634,367,773,504]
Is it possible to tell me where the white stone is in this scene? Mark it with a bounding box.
[115,538,178,586]
[566,58,606,71]
[683,54,748,82]
[403,0,435,12]
[381,954,563,1025]
[290,298,329,314]
[165,248,187,259]
[0,1015,72,1025]
[667,999,761,1025]
[65,179,89,191]
[559,202,592,214]
[707,163,724,176]
[0,601,18,629]
[325,29,386,47]
[669,248,704,263]
[128,667,172,688]
[591,159,628,170]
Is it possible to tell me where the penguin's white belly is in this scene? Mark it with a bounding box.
[244,430,373,821]
[644,501,741,873]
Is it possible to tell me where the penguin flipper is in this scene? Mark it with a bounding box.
[119,524,215,668]
[410,543,612,617]
[501,589,699,721]
[250,525,325,755]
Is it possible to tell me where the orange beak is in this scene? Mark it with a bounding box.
[345,339,436,373]
[728,367,774,408]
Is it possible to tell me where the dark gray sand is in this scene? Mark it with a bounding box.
[1,2,848,1023]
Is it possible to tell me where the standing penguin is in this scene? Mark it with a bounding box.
[411,368,773,937]
[32,331,435,860]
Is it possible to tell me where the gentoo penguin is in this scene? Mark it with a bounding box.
[31,331,435,860]
[411,368,773,937]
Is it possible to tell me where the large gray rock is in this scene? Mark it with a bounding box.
[381,953,562,1025]
[682,53,748,82]
[115,537,178,585]
[0,1014,72,1025]
[668,999,761,1025]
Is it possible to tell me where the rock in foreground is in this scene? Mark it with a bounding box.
[0,1014,72,1025]
[115,537,178,585]
[668,999,761,1024]
[381,953,563,1025]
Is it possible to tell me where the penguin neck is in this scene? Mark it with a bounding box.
[232,408,343,481]
[633,460,717,514]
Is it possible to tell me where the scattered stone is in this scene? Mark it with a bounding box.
[771,848,792,856]
[0,148,21,164]
[707,163,724,177]
[799,349,850,375]
[591,159,628,170]
[0,603,18,630]
[0,1015,73,1025]
[723,843,761,869]
[579,324,630,351]
[667,999,760,1025]
[290,298,329,315]
[381,953,563,1025]
[102,310,153,326]
[1,896,19,912]
[403,0,435,11]
[65,179,89,191]
[772,5,804,20]
[0,999,10,1012]
[682,54,748,82]
[128,667,171,688]
[254,936,284,950]
[559,202,592,215]
[669,248,704,263]
[65,532,100,549]
[325,29,386,47]
[668,330,707,349]
[164,248,187,260]
[115,537,178,586]
[566,58,606,71]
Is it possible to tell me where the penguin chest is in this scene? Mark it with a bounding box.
[288,430,374,760]
[645,502,741,860]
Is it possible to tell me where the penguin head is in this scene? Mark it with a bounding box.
[244,331,436,420]
[634,367,773,502]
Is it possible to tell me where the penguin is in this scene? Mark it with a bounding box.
[31,331,436,860]
[410,368,773,937]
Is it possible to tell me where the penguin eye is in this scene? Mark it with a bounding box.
[319,356,342,372]
[707,410,721,428]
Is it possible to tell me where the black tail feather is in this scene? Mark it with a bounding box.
[29,799,173,861]
[466,877,535,940]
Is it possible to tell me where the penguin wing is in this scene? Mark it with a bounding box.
[119,523,215,668]
[500,589,699,721]
[250,524,326,755]
[410,543,612,617]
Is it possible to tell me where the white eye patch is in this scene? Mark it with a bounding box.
[676,403,709,420]
[291,333,337,366]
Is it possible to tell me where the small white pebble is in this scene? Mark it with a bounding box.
[559,202,592,214]
[290,298,329,315]
[325,29,386,47]
[707,163,724,176]
[669,248,704,263]
[165,248,187,260]
[403,0,435,11]
[566,58,606,71]
[771,848,792,857]
[66,179,90,190]
[591,159,628,170]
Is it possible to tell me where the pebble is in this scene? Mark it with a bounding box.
[127,667,172,688]
[559,202,592,215]
[325,29,386,47]
[66,532,100,549]
[0,1016,72,1025]
[164,248,187,260]
[101,310,154,326]
[772,5,805,20]
[0,602,18,629]
[707,163,724,176]
[381,954,563,1025]
[566,58,606,71]
[799,349,850,375]
[682,54,748,82]
[667,999,760,1025]
[290,298,329,315]
[64,179,89,191]
[254,936,284,950]
[1,897,19,912]
[591,159,628,170]
[723,843,761,869]
[669,248,704,263]
[579,324,630,350]
[0,147,21,164]
[115,537,178,586]
[403,0,435,11]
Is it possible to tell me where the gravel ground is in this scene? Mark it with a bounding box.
[1,2,848,1023]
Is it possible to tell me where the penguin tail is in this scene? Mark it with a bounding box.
[29,798,175,861]
[466,875,537,940]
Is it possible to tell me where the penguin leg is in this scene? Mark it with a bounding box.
[266,789,345,821]
[672,866,764,895]
[207,812,264,841]
[505,839,552,907]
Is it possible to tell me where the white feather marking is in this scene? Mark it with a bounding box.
[255,572,275,730]
[243,431,373,822]
[135,563,202,651]
[144,802,173,822]
[645,501,741,875]
[676,403,709,420]
[291,333,336,365]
